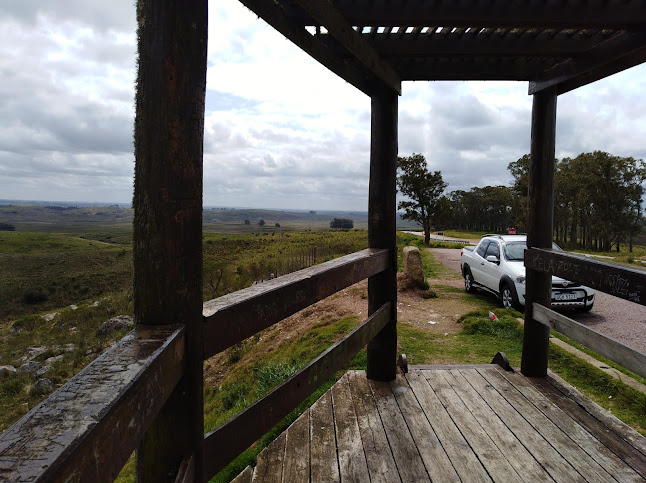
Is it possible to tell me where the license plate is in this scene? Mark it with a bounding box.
[554,292,577,301]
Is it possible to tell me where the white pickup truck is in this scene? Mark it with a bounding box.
[460,234,595,311]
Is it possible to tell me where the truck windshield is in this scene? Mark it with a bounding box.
[503,242,561,261]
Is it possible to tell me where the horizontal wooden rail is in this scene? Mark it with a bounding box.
[202,301,392,479]
[533,303,646,380]
[0,325,185,482]
[202,248,389,359]
[525,248,646,305]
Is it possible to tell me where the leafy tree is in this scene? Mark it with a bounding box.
[275,223,280,228]
[330,218,354,229]
[244,219,250,225]
[258,219,265,226]
[397,153,447,244]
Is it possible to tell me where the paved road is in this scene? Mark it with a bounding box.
[429,248,646,354]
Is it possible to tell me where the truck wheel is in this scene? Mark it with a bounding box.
[500,282,518,309]
[464,269,477,293]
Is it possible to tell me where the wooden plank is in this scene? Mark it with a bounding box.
[346,371,400,482]
[309,391,340,482]
[522,87,556,378]
[366,85,398,381]
[238,0,374,95]
[316,0,646,29]
[495,367,644,482]
[425,370,521,481]
[405,371,488,481]
[368,378,430,481]
[545,371,646,458]
[0,325,184,482]
[455,368,584,482]
[203,248,389,358]
[394,58,547,81]
[332,374,371,482]
[291,0,401,94]
[252,432,286,483]
[476,368,612,481]
[389,375,460,482]
[282,410,310,482]
[529,32,646,95]
[231,465,253,483]
[440,370,550,482]
[525,247,646,306]
[532,303,646,380]
[527,374,646,478]
[203,302,391,478]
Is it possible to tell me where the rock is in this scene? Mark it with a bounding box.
[403,246,425,286]
[32,378,53,395]
[36,365,52,377]
[19,361,42,373]
[68,304,78,310]
[54,343,76,353]
[41,312,58,322]
[92,301,100,307]
[45,355,64,365]
[0,365,17,376]
[26,346,49,360]
[96,315,134,336]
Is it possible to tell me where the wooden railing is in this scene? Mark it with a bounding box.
[0,248,392,481]
[525,248,646,380]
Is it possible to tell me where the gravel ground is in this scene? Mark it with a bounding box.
[429,248,646,354]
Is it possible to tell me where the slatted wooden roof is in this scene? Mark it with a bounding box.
[240,0,646,96]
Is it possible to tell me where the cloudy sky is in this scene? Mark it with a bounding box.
[1,2,645,211]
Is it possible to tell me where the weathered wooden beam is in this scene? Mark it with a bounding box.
[291,0,401,94]
[202,302,392,479]
[529,32,646,95]
[521,88,557,378]
[393,58,549,81]
[133,0,207,479]
[325,0,646,30]
[239,0,376,95]
[525,248,646,306]
[202,248,389,359]
[367,85,398,381]
[369,32,606,57]
[0,325,184,482]
[532,303,646,380]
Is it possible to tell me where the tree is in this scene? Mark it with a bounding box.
[397,153,447,244]
[244,219,250,225]
[258,219,265,226]
[0,223,15,231]
[330,218,353,229]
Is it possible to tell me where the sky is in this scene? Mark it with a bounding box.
[1,2,645,211]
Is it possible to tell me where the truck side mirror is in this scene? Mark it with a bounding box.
[486,255,500,264]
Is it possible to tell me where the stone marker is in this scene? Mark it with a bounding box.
[403,246,425,287]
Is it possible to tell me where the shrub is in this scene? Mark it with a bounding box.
[0,223,15,231]
[258,219,265,226]
[22,289,48,305]
[244,219,250,225]
[221,382,248,410]
[330,218,353,229]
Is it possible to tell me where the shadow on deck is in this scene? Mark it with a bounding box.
[234,366,646,482]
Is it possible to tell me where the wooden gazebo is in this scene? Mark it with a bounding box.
[1,1,646,481]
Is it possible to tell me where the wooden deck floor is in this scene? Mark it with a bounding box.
[233,366,646,482]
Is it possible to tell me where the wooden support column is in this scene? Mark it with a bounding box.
[133,0,207,481]
[367,85,398,381]
[521,88,557,377]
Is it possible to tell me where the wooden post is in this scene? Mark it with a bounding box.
[133,0,207,480]
[367,85,398,381]
[521,88,557,377]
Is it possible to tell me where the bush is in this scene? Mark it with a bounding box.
[275,223,280,228]
[330,218,353,229]
[22,289,48,305]
[0,223,15,231]
[244,219,250,225]
[258,219,265,226]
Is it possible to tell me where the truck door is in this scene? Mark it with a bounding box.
[480,240,503,291]
[470,240,490,285]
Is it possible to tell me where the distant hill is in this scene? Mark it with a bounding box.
[0,204,421,231]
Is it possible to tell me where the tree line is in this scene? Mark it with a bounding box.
[397,151,646,251]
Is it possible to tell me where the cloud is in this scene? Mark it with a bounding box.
[0,1,645,209]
